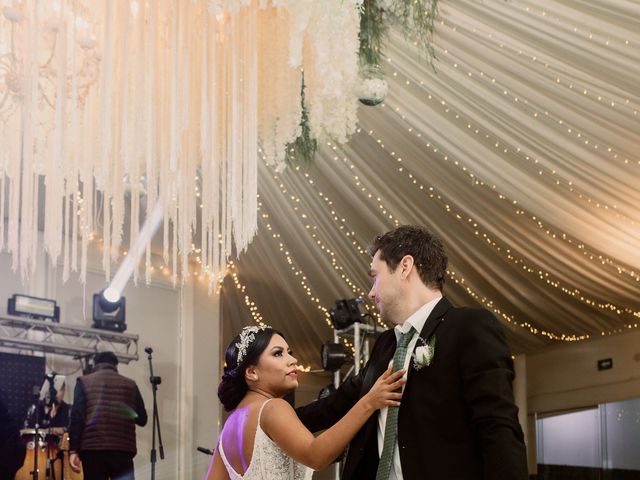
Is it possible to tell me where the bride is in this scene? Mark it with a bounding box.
[206,325,404,480]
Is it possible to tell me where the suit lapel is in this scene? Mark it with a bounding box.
[406,297,452,382]
[418,297,452,340]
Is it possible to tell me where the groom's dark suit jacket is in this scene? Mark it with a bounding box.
[297,298,528,480]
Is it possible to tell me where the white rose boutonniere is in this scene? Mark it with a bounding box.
[412,335,436,370]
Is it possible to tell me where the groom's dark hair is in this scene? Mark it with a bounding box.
[368,225,447,291]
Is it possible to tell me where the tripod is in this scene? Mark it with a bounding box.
[145,347,164,480]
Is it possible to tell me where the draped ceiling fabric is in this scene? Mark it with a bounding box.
[222,0,640,368]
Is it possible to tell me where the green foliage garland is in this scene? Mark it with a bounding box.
[360,0,388,67]
[286,74,317,165]
[360,0,440,67]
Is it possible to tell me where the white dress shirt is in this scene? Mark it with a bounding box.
[376,296,442,480]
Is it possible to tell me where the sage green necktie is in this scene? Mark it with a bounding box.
[375,326,416,480]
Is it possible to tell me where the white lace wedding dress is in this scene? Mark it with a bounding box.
[218,399,313,480]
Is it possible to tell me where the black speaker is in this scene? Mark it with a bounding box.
[0,352,45,426]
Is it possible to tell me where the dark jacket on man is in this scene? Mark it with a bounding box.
[69,362,147,454]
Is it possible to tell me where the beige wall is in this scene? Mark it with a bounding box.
[522,329,640,473]
[526,330,640,415]
[181,278,222,478]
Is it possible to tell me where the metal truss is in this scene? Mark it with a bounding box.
[0,313,138,363]
[333,322,379,385]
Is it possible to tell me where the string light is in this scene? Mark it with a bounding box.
[225,261,311,372]
[385,77,637,226]
[373,63,640,281]
[313,131,640,339]
[447,269,588,342]
[442,11,638,120]
[432,9,639,167]
[257,206,356,353]
[268,167,387,329]
[382,52,639,224]
[519,4,635,52]
[359,127,640,320]
[448,4,637,89]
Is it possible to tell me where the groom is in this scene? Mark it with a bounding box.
[297,225,528,479]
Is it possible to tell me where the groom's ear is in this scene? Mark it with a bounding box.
[400,255,414,278]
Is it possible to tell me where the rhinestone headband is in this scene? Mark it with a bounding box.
[235,325,269,365]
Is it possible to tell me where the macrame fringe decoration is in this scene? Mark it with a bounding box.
[0,0,361,289]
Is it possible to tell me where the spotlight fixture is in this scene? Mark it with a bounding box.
[102,287,121,303]
[321,342,346,372]
[92,290,126,332]
[329,298,364,330]
[7,294,60,322]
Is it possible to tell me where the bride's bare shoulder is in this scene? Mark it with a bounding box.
[263,397,295,411]
[259,398,296,429]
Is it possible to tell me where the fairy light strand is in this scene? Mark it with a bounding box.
[384,68,638,226]
[383,36,640,224]
[375,61,640,281]
[225,261,311,372]
[268,166,387,329]
[319,134,639,339]
[433,8,640,167]
[258,206,356,353]
[441,6,639,119]
[364,127,640,320]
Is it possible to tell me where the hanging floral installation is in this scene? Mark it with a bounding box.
[0,0,439,290]
[290,0,441,153]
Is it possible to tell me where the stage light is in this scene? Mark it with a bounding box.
[89,200,160,333]
[329,298,364,330]
[321,342,346,372]
[318,383,336,400]
[7,294,60,322]
[102,287,121,303]
[92,290,127,332]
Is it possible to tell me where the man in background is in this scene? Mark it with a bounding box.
[68,351,147,480]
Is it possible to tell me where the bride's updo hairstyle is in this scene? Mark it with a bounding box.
[218,326,283,411]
